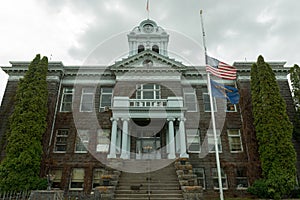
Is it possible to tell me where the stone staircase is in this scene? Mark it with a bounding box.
[114,160,184,200]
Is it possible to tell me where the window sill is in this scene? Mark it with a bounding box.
[230,151,243,153]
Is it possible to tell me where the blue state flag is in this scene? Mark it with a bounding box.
[210,79,240,104]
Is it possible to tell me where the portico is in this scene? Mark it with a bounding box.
[107,96,189,159]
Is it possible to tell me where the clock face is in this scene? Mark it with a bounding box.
[143,24,154,33]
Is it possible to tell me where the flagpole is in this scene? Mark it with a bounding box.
[200,10,224,200]
[146,0,150,19]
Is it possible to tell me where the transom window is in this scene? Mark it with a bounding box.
[207,129,222,153]
[96,129,110,152]
[212,168,228,190]
[228,129,243,153]
[203,93,217,112]
[193,168,205,189]
[54,129,68,152]
[80,88,94,112]
[70,168,85,190]
[75,130,89,153]
[100,87,113,112]
[60,88,74,112]
[186,129,201,152]
[184,88,197,112]
[136,84,160,99]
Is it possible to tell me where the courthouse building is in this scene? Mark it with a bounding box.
[0,19,297,199]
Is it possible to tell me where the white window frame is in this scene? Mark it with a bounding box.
[80,88,94,112]
[54,129,68,153]
[203,93,217,112]
[193,168,205,189]
[92,168,105,189]
[207,129,222,153]
[184,88,198,112]
[136,84,161,100]
[50,169,63,189]
[100,87,113,112]
[226,100,237,112]
[96,129,110,153]
[186,129,201,153]
[228,129,243,153]
[60,88,74,112]
[69,168,85,190]
[75,130,89,153]
[212,168,228,190]
[236,167,248,190]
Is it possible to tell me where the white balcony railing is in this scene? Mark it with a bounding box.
[129,99,167,107]
[113,96,183,108]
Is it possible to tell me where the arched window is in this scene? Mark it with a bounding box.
[152,45,159,53]
[138,45,145,53]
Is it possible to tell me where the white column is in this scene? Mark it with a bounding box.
[120,118,129,159]
[108,117,118,158]
[127,133,131,159]
[179,117,189,158]
[167,118,176,159]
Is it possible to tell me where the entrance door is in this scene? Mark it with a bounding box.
[136,137,161,159]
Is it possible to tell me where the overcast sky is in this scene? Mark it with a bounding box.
[1,0,300,65]
[0,0,300,104]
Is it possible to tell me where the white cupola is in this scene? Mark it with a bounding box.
[128,19,169,56]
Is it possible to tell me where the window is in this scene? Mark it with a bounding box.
[138,45,145,53]
[186,129,201,152]
[60,88,74,112]
[203,93,217,112]
[184,88,197,112]
[93,168,105,188]
[212,168,228,189]
[136,84,160,100]
[100,87,113,112]
[50,169,63,189]
[236,167,248,189]
[96,129,110,152]
[193,168,205,189]
[70,168,85,190]
[54,129,68,152]
[75,130,89,153]
[80,88,94,112]
[207,129,222,153]
[226,100,237,112]
[152,45,159,53]
[228,129,243,152]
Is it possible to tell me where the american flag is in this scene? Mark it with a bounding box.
[206,55,237,80]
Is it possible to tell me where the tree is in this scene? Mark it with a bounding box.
[250,55,297,199]
[289,64,300,140]
[0,54,48,191]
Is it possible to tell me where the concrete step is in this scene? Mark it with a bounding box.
[117,185,180,190]
[114,193,184,198]
[115,161,184,200]
[115,189,183,194]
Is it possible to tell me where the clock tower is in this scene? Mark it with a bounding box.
[128,19,169,56]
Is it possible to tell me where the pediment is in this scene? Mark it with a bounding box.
[110,50,187,70]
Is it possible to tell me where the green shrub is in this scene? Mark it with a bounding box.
[247,179,269,198]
